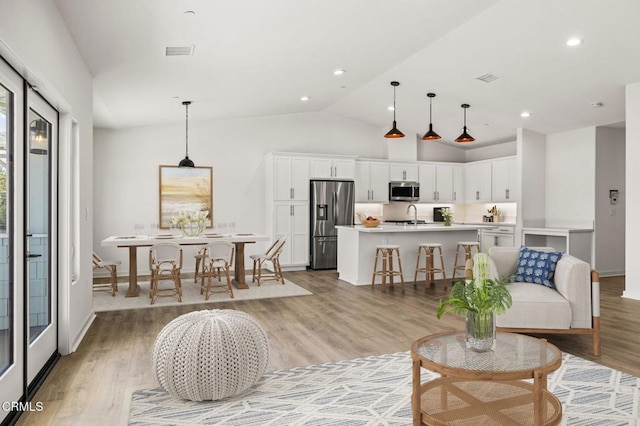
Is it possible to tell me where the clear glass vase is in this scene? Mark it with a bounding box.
[181,221,204,237]
[466,311,495,352]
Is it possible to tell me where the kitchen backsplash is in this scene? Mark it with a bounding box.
[354,202,517,224]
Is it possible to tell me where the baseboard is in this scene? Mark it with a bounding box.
[597,270,625,277]
[71,311,96,353]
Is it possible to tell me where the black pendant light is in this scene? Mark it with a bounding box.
[384,81,405,138]
[455,103,475,143]
[421,93,441,141]
[178,100,195,167]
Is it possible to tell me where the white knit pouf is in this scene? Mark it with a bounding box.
[152,309,270,401]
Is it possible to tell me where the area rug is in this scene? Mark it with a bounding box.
[128,351,639,425]
[94,278,312,312]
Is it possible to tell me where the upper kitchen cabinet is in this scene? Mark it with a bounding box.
[389,162,419,182]
[355,161,389,203]
[309,156,356,180]
[464,161,492,202]
[418,163,454,203]
[452,165,464,203]
[491,156,518,202]
[269,154,310,201]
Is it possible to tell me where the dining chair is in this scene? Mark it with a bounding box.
[92,251,121,296]
[149,242,183,304]
[250,235,286,286]
[200,241,235,300]
[193,246,206,283]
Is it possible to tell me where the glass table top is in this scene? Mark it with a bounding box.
[412,332,562,375]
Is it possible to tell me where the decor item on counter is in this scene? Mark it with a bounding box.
[488,205,502,222]
[363,216,381,228]
[384,81,405,138]
[159,165,213,228]
[421,93,441,140]
[454,103,475,143]
[440,208,453,226]
[172,209,209,236]
[152,309,269,401]
[178,100,195,167]
[436,253,512,352]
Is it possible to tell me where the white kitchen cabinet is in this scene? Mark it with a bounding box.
[465,161,492,202]
[480,227,515,252]
[355,161,389,202]
[273,155,309,201]
[419,163,454,203]
[274,202,309,266]
[309,157,355,180]
[389,163,418,182]
[452,165,464,203]
[491,156,518,202]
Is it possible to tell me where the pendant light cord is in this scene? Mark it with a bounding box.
[185,102,189,157]
[393,85,397,121]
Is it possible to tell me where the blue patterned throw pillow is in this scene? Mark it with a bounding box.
[510,246,563,288]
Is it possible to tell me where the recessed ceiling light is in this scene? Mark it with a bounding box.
[566,37,583,47]
[520,111,531,118]
[300,96,310,102]
[388,106,395,111]
[333,69,345,76]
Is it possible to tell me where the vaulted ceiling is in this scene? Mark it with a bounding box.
[55,0,639,146]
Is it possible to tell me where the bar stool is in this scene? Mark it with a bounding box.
[452,241,480,281]
[371,245,405,292]
[414,243,448,290]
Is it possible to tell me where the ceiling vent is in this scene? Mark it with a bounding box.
[476,73,500,83]
[165,45,195,56]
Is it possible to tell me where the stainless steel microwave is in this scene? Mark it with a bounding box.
[389,181,420,202]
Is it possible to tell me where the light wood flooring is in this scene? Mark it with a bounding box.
[17,272,638,425]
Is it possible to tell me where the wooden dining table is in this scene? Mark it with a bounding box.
[101,233,270,297]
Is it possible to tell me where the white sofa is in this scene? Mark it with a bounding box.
[487,246,601,356]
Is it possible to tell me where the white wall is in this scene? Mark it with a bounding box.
[595,127,625,276]
[464,141,517,162]
[625,83,640,300]
[518,129,546,229]
[545,127,596,228]
[417,139,467,162]
[0,0,94,354]
[93,111,382,273]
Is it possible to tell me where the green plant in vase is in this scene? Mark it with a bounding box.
[441,208,453,226]
[172,209,209,237]
[436,253,512,351]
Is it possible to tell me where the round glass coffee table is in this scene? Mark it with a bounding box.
[411,331,562,425]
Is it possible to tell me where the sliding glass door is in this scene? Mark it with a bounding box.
[0,59,58,423]
[25,94,57,385]
[0,58,25,421]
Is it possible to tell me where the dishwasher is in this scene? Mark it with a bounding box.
[480,226,515,252]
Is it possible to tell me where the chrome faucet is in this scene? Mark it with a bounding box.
[407,203,418,227]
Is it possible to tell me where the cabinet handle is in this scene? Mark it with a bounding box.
[453,191,456,201]
[403,170,406,180]
[290,205,294,216]
[505,189,509,199]
[436,191,439,200]
[476,191,480,200]
[433,191,437,200]
[494,236,498,246]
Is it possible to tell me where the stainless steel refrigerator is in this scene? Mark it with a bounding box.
[310,180,355,270]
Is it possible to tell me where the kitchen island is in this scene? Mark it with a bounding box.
[336,224,494,285]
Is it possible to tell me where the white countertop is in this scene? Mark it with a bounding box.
[338,223,496,233]
[522,227,593,233]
